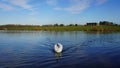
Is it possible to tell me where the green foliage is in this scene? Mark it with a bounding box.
[59,24,64,26]
[0,24,120,32]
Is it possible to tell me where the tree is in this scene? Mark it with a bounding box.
[69,24,74,26]
[59,24,64,26]
[54,23,58,26]
[75,24,78,26]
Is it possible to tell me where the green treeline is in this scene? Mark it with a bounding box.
[0,21,120,31]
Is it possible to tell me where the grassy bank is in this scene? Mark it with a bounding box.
[0,25,120,32]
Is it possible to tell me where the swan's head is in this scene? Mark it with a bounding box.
[57,44,60,48]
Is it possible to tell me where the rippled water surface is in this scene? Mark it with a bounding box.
[0,31,120,68]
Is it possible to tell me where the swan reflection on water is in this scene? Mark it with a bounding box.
[55,52,62,62]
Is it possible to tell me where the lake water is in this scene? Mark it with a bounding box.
[0,31,120,68]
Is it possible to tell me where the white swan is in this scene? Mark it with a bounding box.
[54,43,63,53]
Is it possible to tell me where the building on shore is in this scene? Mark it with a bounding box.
[86,21,118,26]
[86,22,99,26]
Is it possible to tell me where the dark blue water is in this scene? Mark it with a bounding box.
[0,31,120,68]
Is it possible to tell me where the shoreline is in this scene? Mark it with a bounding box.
[0,25,120,32]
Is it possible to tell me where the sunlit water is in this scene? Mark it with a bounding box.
[0,31,120,68]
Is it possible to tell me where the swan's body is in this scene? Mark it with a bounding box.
[54,43,63,53]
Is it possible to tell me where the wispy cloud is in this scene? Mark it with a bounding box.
[0,0,33,10]
[96,0,108,5]
[9,0,32,10]
[0,3,14,10]
[52,0,90,13]
[64,0,90,13]
[0,0,108,14]
[46,0,57,5]
[50,0,108,14]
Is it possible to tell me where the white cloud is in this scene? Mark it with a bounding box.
[96,0,108,5]
[9,0,32,10]
[54,7,62,10]
[64,0,90,13]
[46,0,57,5]
[0,0,37,17]
[51,0,108,13]
[53,0,90,13]
[0,0,33,10]
[0,0,108,14]
[0,3,14,10]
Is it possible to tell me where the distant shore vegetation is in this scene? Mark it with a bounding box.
[0,21,120,32]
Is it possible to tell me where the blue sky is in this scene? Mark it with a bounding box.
[0,0,120,25]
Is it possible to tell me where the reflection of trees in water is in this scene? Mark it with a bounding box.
[55,52,62,63]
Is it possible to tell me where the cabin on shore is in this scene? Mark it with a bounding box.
[86,23,98,26]
[99,21,114,25]
[86,21,118,26]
